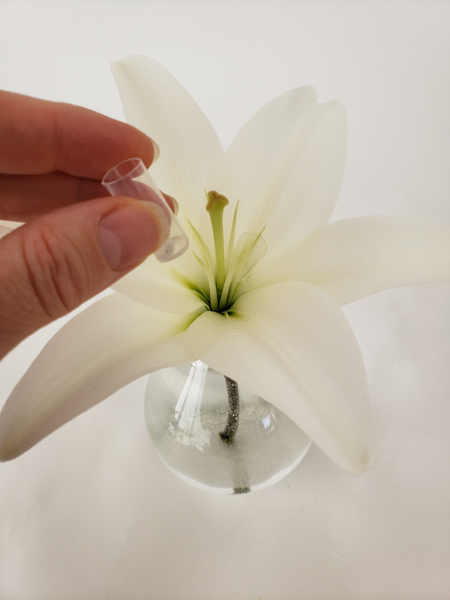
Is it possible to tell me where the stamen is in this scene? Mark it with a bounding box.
[227,229,266,302]
[218,230,267,312]
[187,219,215,271]
[193,253,218,311]
[225,201,239,272]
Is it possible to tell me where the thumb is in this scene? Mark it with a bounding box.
[0,195,170,359]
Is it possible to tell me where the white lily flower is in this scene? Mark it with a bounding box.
[1,56,449,475]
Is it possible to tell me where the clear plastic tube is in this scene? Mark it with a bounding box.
[102,158,189,262]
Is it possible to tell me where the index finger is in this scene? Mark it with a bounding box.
[0,91,158,178]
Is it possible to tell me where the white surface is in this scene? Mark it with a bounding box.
[1,1,449,598]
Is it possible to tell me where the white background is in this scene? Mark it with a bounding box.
[1,1,450,598]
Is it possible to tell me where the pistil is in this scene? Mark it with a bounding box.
[206,191,229,293]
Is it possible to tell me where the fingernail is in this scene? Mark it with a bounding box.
[97,203,169,271]
[151,139,160,162]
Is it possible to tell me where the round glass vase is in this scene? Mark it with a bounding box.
[144,361,311,494]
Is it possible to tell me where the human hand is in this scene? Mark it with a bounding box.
[0,91,171,359]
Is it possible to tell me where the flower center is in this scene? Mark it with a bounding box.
[186,191,266,312]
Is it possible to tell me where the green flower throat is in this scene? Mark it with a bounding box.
[185,191,266,313]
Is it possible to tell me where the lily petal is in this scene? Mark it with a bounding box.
[216,87,346,247]
[242,215,450,306]
[186,281,375,475]
[294,216,450,306]
[0,294,195,461]
[111,56,224,233]
[0,220,22,239]
[111,254,206,314]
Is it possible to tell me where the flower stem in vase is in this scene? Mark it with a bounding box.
[220,376,240,442]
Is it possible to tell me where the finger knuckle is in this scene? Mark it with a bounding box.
[21,224,87,319]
